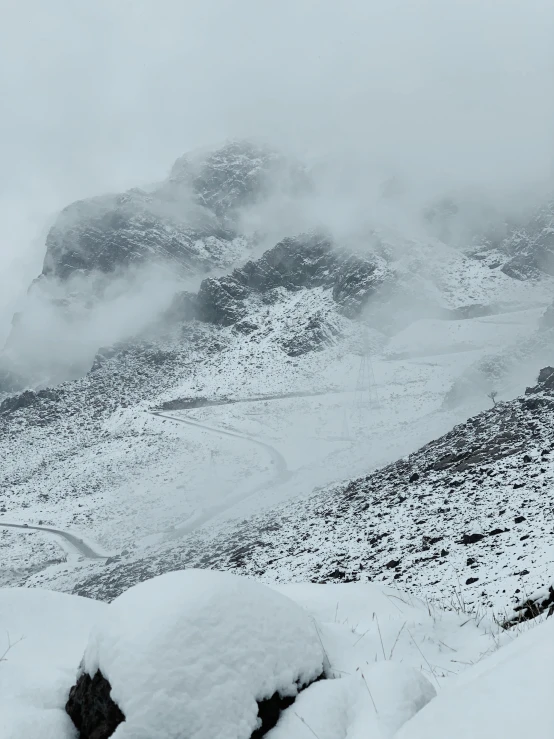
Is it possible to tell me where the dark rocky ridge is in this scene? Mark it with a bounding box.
[2,141,297,392]
[42,140,307,282]
[42,189,239,281]
[0,231,378,395]
[193,232,394,327]
[169,139,310,221]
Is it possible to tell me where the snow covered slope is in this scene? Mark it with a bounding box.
[24,362,553,621]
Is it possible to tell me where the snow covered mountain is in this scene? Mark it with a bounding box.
[1,147,553,605]
[0,141,312,391]
[2,144,554,738]
[42,140,306,281]
[470,199,554,280]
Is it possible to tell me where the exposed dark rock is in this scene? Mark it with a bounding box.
[170,139,310,222]
[422,535,443,550]
[331,254,392,318]
[281,313,341,357]
[534,366,554,391]
[460,533,485,545]
[234,319,260,335]
[195,232,393,330]
[41,141,307,282]
[0,387,63,416]
[42,189,239,281]
[252,674,324,739]
[238,233,336,292]
[503,585,554,628]
[197,274,251,325]
[465,577,479,585]
[66,670,125,739]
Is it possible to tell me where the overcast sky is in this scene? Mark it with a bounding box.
[1,0,553,338]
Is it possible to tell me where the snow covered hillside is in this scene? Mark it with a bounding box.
[1,181,553,606]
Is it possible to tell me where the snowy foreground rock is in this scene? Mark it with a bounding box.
[68,569,326,738]
[0,572,553,738]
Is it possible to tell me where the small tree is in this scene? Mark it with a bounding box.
[487,390,498,407]
[0,633,24,663]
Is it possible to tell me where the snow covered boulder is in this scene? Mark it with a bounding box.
[66,569,326,739]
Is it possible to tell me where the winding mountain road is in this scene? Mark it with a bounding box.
[0,521,107,559]
[3,409,290,557]
[150,410,291,535]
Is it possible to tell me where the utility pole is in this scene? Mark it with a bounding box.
[352,328,380,425]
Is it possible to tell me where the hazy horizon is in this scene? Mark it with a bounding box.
[1,0,553,345]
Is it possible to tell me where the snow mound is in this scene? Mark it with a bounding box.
[268,661,436,739]
[397,616,554,739]
[358,662,436,736]
[0,587,106,738]
[80,569,326,739]
[1,707,75,739]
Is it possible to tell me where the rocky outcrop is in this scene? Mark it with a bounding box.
[66,670,125,739]
[195,232,393,326]
[169,139,310,222]
[503,586,554,628]
[280,312,342,357]
[0,387,64,417]
[197,274,251,326]
[42,141,308,282]
[500,202,554,280]
[332,255,392,318]
[41,188,241,281]
[0,141,313,391]
[470,200,554,280]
